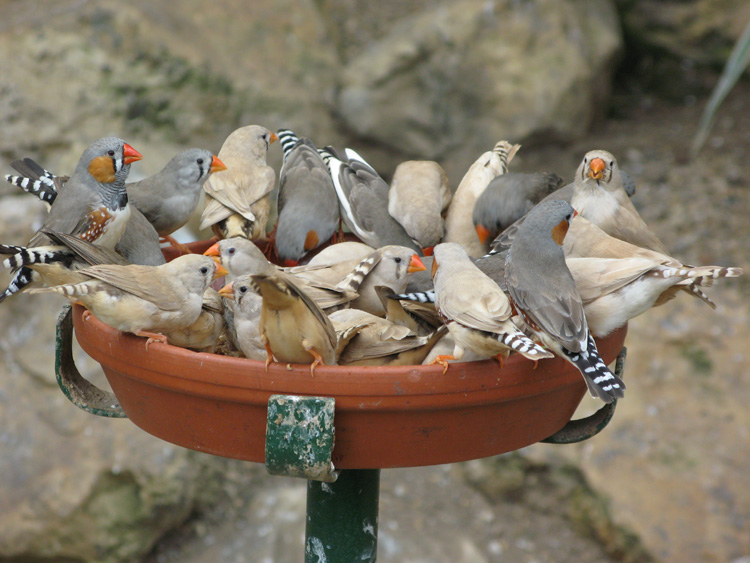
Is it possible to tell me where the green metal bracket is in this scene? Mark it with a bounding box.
[54,304,127,418]
[265,394,338,482]
[541,346,627,444]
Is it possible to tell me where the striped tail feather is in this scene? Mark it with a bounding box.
[497,330,553,361]
[4,174,57,204]
[1,246,73,269]
[27,281,92,298]
[276,129,300,160]
[335,253,380,293]
[392,290,436,304]
[0,267,35,303]
[491,141,521,174]
[561,333,625,403]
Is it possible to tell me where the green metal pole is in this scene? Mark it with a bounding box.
[305,468,380,562]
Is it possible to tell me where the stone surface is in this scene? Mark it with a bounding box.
[335,0,623,162]
[617,0,750,66]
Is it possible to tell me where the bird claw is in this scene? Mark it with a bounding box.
[81,309,92,322]
[428,354,455,375]
[135,331,168,351]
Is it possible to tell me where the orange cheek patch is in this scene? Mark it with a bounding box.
[431,258,439,278]
[88,156,116,183]
[550,220,569,246]
[304,230,319,251]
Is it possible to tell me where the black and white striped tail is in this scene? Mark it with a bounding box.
[498,331,552,361]
[1,246,73,269]
[0,267,35,303]
[4,174,57,204]
[277,129,300,160]
[491,140,520,174]
[393,290,436,304]
[562,333,625,403]
[335,253,380,293]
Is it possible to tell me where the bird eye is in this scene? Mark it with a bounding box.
[200,266,209,274]
[239,285,248,294]
[394,257,402,264]
[197,158,204,165]
[609,160,614,167]
[227,247,236,255]
[108,150,115,156]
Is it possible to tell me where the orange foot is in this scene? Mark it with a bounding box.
[493,353,506,369]
[160,235,192,255]
[81,308,92,322]
[135,331,168,350]
[308,349,327,377]
[264,341,275,372]
[428,354,456,375]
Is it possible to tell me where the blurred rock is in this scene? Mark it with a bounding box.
[617,0,750,67]
[334,0,623,161]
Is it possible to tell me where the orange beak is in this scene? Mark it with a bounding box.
[408,255,427,273]
[588,157,605,180]
[475,224,492,245]
[269,132,279,144]
[203,242,221,257]
[122,143,143,165]
[421,246,434,257]
[213,263,229,279]
[210,155,227,173]
[218,282,234,299]
[572,208,579,218]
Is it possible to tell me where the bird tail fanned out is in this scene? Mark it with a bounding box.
[276,129,300,160]
[497,331,553,361]
[561,334,625,404]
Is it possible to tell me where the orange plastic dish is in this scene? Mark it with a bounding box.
[72,299,627,469]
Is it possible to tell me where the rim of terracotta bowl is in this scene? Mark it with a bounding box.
[70,239,628,469]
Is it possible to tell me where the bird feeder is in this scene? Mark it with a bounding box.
[53,240,628,563]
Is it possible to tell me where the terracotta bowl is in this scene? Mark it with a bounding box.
[72,240,627,469]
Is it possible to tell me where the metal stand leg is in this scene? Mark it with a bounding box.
[305,469,380,563]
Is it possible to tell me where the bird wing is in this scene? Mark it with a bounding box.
[505,254,587,352]
[201,164,275,222]
[567,256,661,302]
[283,276,338,349]
[437,270,513,333]
[81,264,184,311]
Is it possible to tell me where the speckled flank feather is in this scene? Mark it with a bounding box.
[335,254,379,293]
[561,333,625,403]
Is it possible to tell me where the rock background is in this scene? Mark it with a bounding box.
[0,0,748,561]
